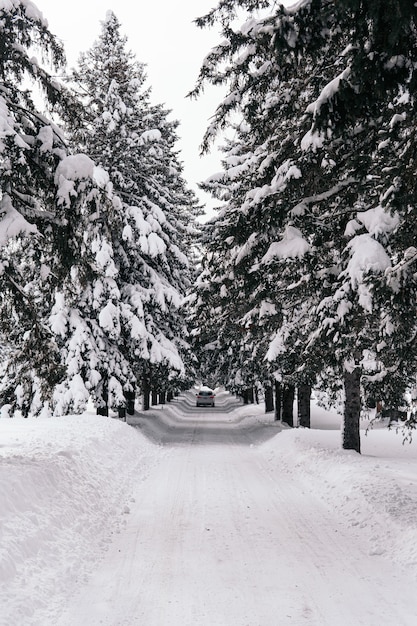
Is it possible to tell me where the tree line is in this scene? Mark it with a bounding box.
[188,0,417,452]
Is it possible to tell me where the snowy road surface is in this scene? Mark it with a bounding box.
[55,391,417,626]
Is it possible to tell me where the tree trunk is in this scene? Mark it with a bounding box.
[343,367,361,453]
[151,389,158,405]
[243,389,249,404]
[97,383,108,416]
[264,384,274,413]
[167,391,173,402]
[159,390,166,405]
[248,387,254,404]
[125,390,135,415]
[298,384,311,428]
[142,376,150,411]
[282,384,295,427]
[274,381,282,421]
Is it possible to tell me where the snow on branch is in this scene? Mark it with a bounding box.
[0,194,37,248]
[0,0,48,25]
[139,129,162,144]
[343,234,391,312]
[306,67,351,117]
[291,178,356,217]
[242,160,302,210]
[356,205,399,237]
[387,247,417,276]
[261,225,311,263]
[301,68,351,151]
[54,155,110,207]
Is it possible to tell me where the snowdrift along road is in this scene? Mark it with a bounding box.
[1,389,417,625]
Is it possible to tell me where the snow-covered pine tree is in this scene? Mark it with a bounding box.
[0,2,141,417]
[68,12,201,406]
[191,0,417,451]
[190,203,282,408]
[0,0,75,415]
[189,1,320,414]
[48,154,136,415]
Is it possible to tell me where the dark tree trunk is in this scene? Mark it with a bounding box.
[167,391,173,402]
[254,387,259,404]
[97,383,108,416]
[142,376,150,411]
[118,407,126,421]
[298,384,311,428]
[343,367,361,453]
[159,390,166,405]
[248,387,254,404]
[243,389,249,404]
[264,385,274,413]
[151,389,158,405]
[274,381,282,421]
[125,390,135,415]
[282,384,295,427]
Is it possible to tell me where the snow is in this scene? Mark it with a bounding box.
[0,0,47,25]
[300,127,325,151]
[356,205,399,236]
[0,412,157,626]
[98,301,121,337]
[261,225,311,263]
[0,194,38,248]
[344,234,391,311]
[242,159,302,209]
[306,68,351,117]
[389,112,407,128]
[54,155,110,207]
[139,129,162,143]
[1,392,417,625]
[55,154,95,182]
[265,328,286,361]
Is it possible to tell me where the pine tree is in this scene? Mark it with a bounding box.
[0,3,142,417]
[48,154,135,415]
[0,1,75,415]
[68,12,201,406]
[191,0,417,450]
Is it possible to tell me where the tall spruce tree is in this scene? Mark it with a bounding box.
[0,2,142,416]
[48,154,135,415]
[0,1,73,415]
[191,0,417,451]
[68,12,201,406]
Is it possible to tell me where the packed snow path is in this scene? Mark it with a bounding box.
[58,391,416,626]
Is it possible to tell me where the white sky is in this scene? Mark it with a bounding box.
[35,0,225,219]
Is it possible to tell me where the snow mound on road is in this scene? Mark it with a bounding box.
[260,427,417,577]
[0,413,158,626]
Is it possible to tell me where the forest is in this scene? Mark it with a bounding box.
[1,0,416,453]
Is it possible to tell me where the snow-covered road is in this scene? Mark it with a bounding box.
[56,392,417,626]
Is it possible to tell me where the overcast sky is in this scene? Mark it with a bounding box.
[35,0,226,218]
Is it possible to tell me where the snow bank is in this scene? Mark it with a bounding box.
[260,422,417,578]
[0,413,159,626]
